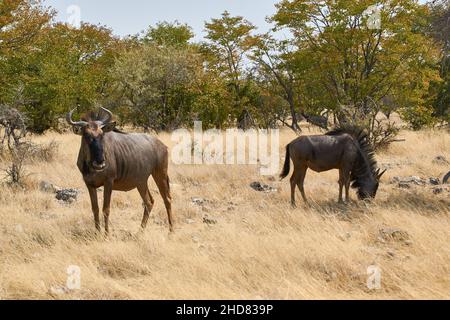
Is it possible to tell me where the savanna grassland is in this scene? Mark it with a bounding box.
[0,126,449,300]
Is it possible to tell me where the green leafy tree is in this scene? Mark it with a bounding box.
[428,0,449,123]
[252,34,307,132]
[112,44,203,131]
[20,23,120,132]
[0,0,53,105]
[272,0,442,131]
[203,11,257,128]
[143,21,194,48]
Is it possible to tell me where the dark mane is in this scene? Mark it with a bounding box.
[326,125,378,192]
[81,110,110,123]
[81,110,127,134]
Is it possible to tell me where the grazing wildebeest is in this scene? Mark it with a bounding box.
[280,125,386,207]
[67,107,174,234]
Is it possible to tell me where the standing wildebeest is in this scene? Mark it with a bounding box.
[280,125,386,207]
[67,107,174,234]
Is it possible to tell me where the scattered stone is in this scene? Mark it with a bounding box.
[185,219,196,225]
[39,181,58,193]
[398,182,411,189]
[379,227,410,243]
[226,201,238,211]
[56,189,80,203]
[392,176,426,186]
[429,178,441,186]
[40,181,81,203]
[191,197,207,206]
[203,215,218,225]
[433,156,449,166]
[392,176,446,189]
[250,182,277,193]
[433,187,444,195]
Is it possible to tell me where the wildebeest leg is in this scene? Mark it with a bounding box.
[103,180,113,235]
[291,164,308,207]
[345,176,351,202]
[290,172,298,208]
[297,165,309,205]
[340,167,352,203]
[87,187,100,232]
[338,169,344,204]
[153,172,174,232]
[137,184,155,230]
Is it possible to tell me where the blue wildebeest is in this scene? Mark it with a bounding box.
[280,125,386,207]
[67,107,174,234]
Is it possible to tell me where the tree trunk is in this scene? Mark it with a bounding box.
[287,94,301,133]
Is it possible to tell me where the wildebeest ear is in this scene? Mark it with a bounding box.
[101,122,116,133]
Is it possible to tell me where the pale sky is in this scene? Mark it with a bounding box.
[43,0,283,41]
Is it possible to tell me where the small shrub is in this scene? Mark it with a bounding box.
[368,119,401,151]
[26,141,59,162]
[4,143,32,187]
[0,106,27,149]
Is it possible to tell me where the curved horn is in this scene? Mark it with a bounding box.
[99,107,113,124]
[378,169,387,179]
[66,108,88,127]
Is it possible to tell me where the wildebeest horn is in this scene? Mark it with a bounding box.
[66,108,88,127]
[378,169,387,179]
[99,107,113,124]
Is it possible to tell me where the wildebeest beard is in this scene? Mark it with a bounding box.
[86,136,106,170]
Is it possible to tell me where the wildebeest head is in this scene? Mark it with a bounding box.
[357,168,387,200]
[67,107,116,172]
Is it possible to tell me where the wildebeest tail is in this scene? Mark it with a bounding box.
[280,144,291,180]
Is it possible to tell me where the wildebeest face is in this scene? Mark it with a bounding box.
[67,107,116,172]
[358,169,386,200]
[358,182,379,200]
[358,183,377,200]
[82,123,114,171]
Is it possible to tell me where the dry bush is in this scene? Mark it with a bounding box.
[338,99,402,150]
[369,119,401,151]
[25,140,59,162]
[3,143,32,187]
[1,140,59,188]
[0,106,27,149]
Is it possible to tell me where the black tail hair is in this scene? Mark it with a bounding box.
[280,145,291,180]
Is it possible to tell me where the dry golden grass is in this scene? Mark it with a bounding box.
[0,127,449,300]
